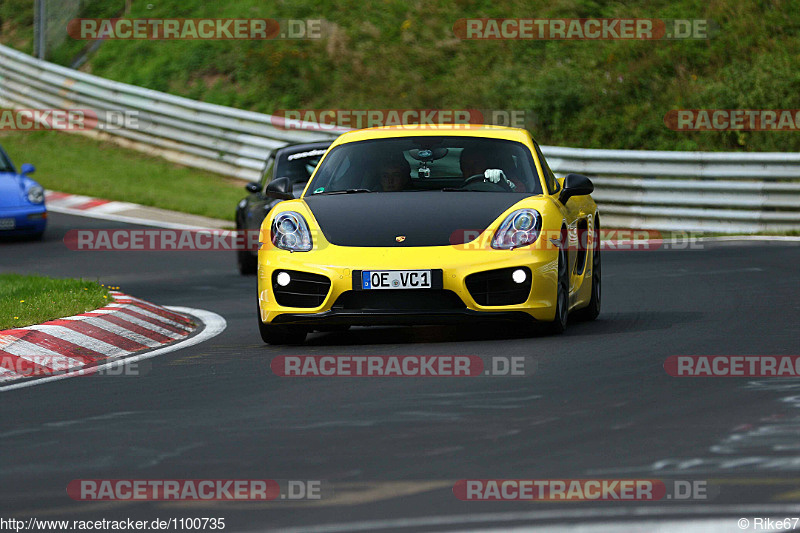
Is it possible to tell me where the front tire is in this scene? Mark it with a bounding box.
[238,249,257,275]
[257,299,307,344]
[237,221,257,275]
[574,220,601,322]
[546,243,569,334]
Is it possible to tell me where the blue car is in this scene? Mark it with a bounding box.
[0,145,46,239]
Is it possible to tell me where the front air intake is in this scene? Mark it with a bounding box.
[465,267,532,306]
[272,270,331,308]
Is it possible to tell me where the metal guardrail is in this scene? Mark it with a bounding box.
[544,148,800,232]
[0,44,340,182]
[1,43,799,233]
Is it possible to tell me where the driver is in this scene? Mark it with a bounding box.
[459,147,516,190]
[379,157,412,192]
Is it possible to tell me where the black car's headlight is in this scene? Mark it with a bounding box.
[492,209,542,249]
[27,185,44,204]
[271,211,312,251]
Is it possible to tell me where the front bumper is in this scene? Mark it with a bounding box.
[0,206,47,236]
[257,242,559,325]
[272,309,536,326]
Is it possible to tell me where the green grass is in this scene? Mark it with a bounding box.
[0,0,34,54]
[0,131,245,221]
[0,274,112,330]
[4,0,799,152]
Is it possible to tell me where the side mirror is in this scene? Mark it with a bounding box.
[20,163,35,175]
[265,177,293,200]
[558,173,593,204]
[245,182,261,194]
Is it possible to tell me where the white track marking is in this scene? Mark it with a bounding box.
[49,195,95,209]
[0,308,226,392]
[58,309,117,318]
[83,201,138,214]
[47,205,235,232]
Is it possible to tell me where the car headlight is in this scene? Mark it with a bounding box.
[27,185,44,204]
[492,209,542,249]
[271,211,312,251]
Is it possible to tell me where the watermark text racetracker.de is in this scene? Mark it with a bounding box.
[271,355,534,377]
[451,229,705,252]
[0,108,146,131]
[68,18,325,40]
[453,18,714,40]
[64,229,261,252]
[0,356,148,379]
[453,479,716,501]
[665,109,800,131]
[665,356,800,377]
[67,479,328,501]
[273,109,531,130]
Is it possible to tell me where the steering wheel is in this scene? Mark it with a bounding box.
[462,173,514,192]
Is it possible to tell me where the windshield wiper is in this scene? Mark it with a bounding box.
[440,187,472,192]
[315,189,374,195]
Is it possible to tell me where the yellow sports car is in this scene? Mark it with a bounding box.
[256,125,600,344]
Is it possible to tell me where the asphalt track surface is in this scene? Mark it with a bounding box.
[1,212,799,532]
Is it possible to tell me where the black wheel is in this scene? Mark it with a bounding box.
[574,219,601,322]
[238,249,257,275]
[237,222,257,275]
[546,239,569,334]
[257,299,306,344]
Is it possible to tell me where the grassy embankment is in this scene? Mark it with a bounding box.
[0,273,111,330]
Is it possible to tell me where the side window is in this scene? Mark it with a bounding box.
[534,142,559,195]
[0,149,13,173]
[260,154,276,190]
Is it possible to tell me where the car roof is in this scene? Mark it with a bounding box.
[328,124,536,149]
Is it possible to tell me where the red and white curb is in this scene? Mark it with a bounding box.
[46,191,141,217]
[45,190,230,230]
[0,291,226,389]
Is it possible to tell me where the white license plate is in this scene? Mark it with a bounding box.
[361,270,432,289]
[0,218,15,230]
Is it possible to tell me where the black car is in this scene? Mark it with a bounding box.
[235,141,331,274]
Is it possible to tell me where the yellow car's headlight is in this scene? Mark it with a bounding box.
[492,209,541,250]
[271,211,313,252]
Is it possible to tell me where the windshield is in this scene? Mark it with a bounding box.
[0,147,14,173]
[306,136,543,195]
[276,147,327,185]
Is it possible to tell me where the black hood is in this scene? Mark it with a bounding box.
[304,191,529,247]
